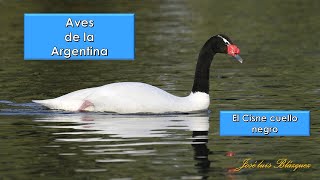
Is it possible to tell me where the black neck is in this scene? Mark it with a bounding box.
[191,37,217,94]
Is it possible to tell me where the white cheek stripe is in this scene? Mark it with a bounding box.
[217,35,231,45]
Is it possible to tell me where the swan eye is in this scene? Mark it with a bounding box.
[217,35,231,45]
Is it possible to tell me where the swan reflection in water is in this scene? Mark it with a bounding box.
[34,112,211,176]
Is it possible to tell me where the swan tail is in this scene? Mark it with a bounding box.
[33,99,91,111]
[32,99,57,109]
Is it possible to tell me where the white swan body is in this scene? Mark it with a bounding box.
[33,82,210,114]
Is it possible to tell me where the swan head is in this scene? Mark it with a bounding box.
[214,34,243,63]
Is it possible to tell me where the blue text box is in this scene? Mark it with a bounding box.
[220,111,310,136]
[24,13,134,60]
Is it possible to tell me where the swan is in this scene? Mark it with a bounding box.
[33,34,243,113]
